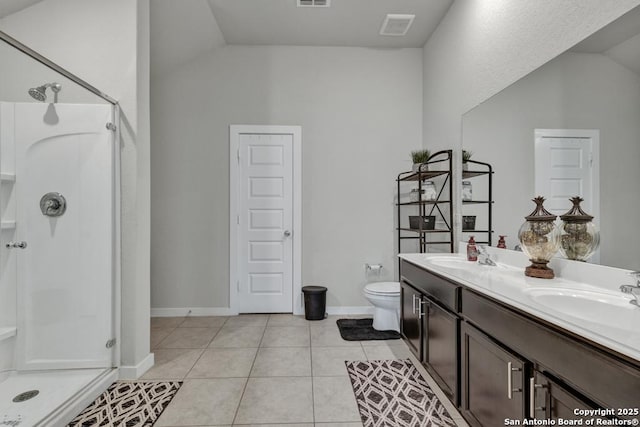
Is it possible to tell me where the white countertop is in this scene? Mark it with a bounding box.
[399,250,640,363]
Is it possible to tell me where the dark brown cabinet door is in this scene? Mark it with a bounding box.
[423,299,459,404]
[531,371,601,422]
[401,281,422,360]
[461,322,528,427]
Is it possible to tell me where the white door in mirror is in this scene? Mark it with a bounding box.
[534,129,598,215]
[534,129,600,262]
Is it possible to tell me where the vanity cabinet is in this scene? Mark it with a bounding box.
[400,260,460,403]
[461,288,640,413]
[399,258,640,426]
[400,281,423,360]
[531,371,601,422]
[461,322,528,427]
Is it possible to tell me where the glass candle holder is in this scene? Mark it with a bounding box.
[462,181,473,201]
[423,181,437,201]
[409,188,424,203]
[518,196,560,279]
[559,196,600,261]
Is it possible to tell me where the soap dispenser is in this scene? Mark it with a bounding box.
[467,236,478,261]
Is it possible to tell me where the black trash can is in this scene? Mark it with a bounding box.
[302,285,327,320]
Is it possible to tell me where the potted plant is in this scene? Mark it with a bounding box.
[411,149,431,173]
[462,150,473,171]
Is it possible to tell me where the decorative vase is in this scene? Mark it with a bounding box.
[518,196,560,279]
[559,197,600,261]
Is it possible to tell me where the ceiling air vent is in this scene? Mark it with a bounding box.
[297,0,330,7]
[380,14,415,36]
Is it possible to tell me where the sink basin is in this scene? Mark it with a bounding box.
[524,288,638,327]
[425,256,471,269]
[424,255,515,272]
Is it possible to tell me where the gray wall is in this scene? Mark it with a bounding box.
[463,52,640,270]
[150,46,423,311]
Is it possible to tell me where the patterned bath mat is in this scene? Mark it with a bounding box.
[336,318,401,341]
[68,381,181,426]
[346,359,456,427]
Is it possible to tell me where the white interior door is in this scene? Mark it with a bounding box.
[12,103,115,370]
[231,126,301,314]
[535,129,600,261]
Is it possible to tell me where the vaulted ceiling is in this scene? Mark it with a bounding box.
[206,0,452,48]
[150,0,453,75]
[5,1,637,78]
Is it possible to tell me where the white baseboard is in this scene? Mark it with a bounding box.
[326,306,374,315]
[151,306,372,317]
[151,307,237,317]
[119,353,155,380]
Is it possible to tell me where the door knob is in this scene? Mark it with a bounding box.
[284,230,291,237]
[6,241,27,249]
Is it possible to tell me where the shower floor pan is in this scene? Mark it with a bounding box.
[0,368,116,427]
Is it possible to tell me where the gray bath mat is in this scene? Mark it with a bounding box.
[336,318,401,341]
[346,359,456,427]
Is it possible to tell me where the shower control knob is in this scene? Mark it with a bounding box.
[6,241,27,249]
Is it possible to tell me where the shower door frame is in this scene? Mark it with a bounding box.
[0,29,122,371]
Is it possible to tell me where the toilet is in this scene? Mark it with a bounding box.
[363,281,401,332]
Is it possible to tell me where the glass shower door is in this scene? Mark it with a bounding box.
[10,102,115,370]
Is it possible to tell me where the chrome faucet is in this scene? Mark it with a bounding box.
[620,271,640,307]
[477,245,496,266]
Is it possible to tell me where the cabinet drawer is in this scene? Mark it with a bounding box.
[462,288,640,412]
[401,260,459,312]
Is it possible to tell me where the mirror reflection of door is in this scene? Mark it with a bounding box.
[534,129,600,263]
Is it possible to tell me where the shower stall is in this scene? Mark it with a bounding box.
[0,32,120,426]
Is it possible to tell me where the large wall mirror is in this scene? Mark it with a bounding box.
[462,6,640,271]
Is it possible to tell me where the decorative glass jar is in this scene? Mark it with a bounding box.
[462,181,472,201]
[423,181,437,201]
[409,188,424,203]
[559,197,600,261]
[518,196,560,279]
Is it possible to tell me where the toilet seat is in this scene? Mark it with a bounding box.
[364,281,400,296]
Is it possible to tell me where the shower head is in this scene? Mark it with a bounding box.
[28,86,47,102]
[28,83,62,102]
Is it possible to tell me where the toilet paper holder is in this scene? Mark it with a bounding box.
[365,263,383,272]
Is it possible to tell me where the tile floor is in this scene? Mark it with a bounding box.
[148,314,469,427]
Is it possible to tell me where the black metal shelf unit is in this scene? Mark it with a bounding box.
[396,150,454,256]
[461,158,494,245]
